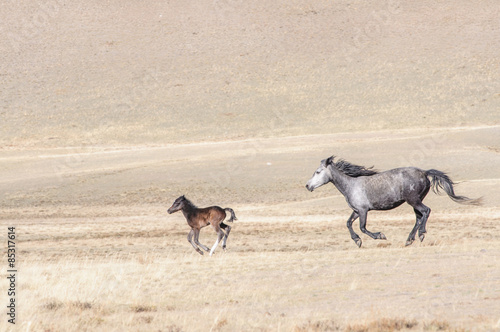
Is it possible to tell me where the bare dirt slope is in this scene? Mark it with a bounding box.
[1,1,500,331]
[1,0,499,147]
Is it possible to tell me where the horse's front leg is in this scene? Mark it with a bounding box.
[187,229,204,255]
[193,228,210,252]
[358,210,387,242]
[346,211,362,247]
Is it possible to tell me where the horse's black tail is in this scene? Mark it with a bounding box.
[224,208,238,222]
[425,169,482,206]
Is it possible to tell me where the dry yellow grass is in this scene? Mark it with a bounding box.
[2,208,499,331]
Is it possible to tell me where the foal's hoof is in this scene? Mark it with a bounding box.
[379,233,387,240]
[405,240,414,247]
[419,233,425,242]
[355,239,362,248]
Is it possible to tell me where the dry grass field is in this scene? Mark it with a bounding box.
[10,211,500,332]
[1,1,500,331]
[2,129,500,331]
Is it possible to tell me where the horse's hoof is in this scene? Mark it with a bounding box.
[198,251,204,255]
[355,239,362,248]
[419,233,425,242]
[379,233,387,240]
[405,240,413,247]
[222,246,227,252]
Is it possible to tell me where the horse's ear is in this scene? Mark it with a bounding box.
[325,156,334,165]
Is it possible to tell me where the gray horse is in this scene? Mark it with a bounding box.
[306,156,482,247]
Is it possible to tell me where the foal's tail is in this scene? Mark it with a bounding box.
[425,169,482,206]
[224,208,238,222]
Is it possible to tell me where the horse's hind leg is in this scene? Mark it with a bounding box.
[193,228,210,252]
[358,210,387,242]
[415,209,429,243]
[220,222,231,251]
[188,229,204,255]
[417,189,431,242]
[417,204,431,243]
[406,209,422,246]
[406,202,431,246]
[209,225,225,256]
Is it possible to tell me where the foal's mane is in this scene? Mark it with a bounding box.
[333,157,378,177]
[181,196,197,209]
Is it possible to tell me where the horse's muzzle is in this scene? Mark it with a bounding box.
[305,184,314,192]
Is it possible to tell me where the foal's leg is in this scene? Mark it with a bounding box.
[346,211,362,247]
[220,222,231,251]
[193,228,210,252]
[187,229,204,255]
[209,225,225,256]
[406,202,431,246]
[358,210,387,243]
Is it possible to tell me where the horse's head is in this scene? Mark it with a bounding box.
[167,195,186,214]
[305,156,334,192]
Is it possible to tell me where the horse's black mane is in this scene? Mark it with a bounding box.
[179,195,197,208]
[333,158,378,177]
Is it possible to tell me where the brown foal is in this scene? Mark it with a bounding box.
[167,195,237,256]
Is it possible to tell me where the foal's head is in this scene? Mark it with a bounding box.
[305,156,334,192]
[168,195,188,214]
